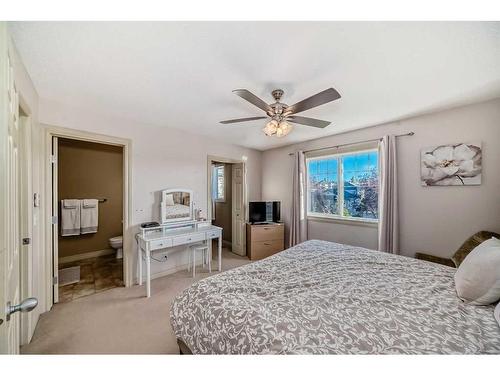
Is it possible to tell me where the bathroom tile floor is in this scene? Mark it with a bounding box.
[58,254,124,303]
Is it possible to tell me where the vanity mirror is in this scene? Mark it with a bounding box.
[161,188,194,223]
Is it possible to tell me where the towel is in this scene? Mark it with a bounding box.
[63,199,79,209]
[80,199,98,234]
[61,199,81,236]
[82,199,97,208]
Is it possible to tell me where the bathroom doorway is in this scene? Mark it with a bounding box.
[53,137,124,303]
[207,156,247,257]
[211,162,233,250]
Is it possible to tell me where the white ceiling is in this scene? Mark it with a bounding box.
[9,22,500,150]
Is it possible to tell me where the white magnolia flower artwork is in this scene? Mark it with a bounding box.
[421,142,482,186]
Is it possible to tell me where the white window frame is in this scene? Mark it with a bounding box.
[212,164,225,203]
[306,148,379,225]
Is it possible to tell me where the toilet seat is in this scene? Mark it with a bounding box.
[109,236,123,246]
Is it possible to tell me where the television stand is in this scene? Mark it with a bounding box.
[246,222,285,260]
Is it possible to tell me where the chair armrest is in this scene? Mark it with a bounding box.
[415,252,456,268]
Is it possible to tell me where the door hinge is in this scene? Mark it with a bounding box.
[53,276,58,285]
[50,155,57,164]
[52,216,58,225]
[22,238,31,245]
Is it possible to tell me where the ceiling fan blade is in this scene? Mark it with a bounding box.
[233,89,272,113]
[287,116,331,128]
[220,116,267,124]
[286,88,341,115]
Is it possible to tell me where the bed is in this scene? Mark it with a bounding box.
[164,203,190,220]
[170,240,500,354]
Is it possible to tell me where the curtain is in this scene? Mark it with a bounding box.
[289,151,308,246]
[378,135,399,254]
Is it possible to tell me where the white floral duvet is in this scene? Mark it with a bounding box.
[170,240,500,354]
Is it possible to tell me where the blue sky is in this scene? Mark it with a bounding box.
[308,151,378,183]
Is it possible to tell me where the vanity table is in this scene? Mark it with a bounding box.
[137,221,222,297]
[136,188,223,298]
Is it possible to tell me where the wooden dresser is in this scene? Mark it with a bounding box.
[246,223,285,260]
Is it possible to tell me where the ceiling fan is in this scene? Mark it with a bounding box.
[220,87,341,137]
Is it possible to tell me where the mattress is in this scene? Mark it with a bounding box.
[170,240,500,354]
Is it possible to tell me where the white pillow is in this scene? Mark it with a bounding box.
[454,237,500,305]
[495,302,500,327]
[164,194,175,206]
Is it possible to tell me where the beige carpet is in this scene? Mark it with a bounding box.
[22,248,251,354]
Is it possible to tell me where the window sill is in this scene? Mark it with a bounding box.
[307,214,378,228]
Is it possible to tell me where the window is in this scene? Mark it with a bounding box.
[307,150,379,221]
[212,165,225,202]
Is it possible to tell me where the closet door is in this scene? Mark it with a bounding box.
[51,136,59,303]
[231,163,246,256]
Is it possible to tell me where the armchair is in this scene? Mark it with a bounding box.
[415,231,500,268]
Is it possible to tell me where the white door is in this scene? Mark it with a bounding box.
[231,163,246,256]
[0,44,21,354]
[1,27,38,353]
[51,136,59,303]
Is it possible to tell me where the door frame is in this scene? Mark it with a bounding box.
[18,97,34,345]
[206,155,248,253]
[42,125,133,310]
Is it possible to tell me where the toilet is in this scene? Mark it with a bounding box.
[109,235,123,259]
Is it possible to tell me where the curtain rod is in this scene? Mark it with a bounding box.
[288,132,414,156]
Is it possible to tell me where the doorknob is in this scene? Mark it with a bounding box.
[5,297,38,321]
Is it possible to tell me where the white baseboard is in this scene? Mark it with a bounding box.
[59,248,115,264]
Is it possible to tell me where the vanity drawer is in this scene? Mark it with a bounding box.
[150,238,172,250]
[172,232,205,246]
[207,230,221,239]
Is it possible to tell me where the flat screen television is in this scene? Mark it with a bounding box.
[248,201,281,224]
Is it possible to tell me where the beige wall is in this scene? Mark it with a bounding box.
[262,98,500,259]
[38,98,262,278]
[212,163,233,244]
[58,138,123,258]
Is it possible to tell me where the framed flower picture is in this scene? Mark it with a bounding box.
[420,142,482,186]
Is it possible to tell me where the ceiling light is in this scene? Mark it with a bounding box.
[262,119,278,136]
[276,121,292,137]
[262,120,293,138]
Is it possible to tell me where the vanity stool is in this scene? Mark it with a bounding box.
[187,241,211,277]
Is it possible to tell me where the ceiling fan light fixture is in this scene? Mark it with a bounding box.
[263,119,293,137]
[277,121,292,137]
[262,119,278,136]
[223,88,339,137]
